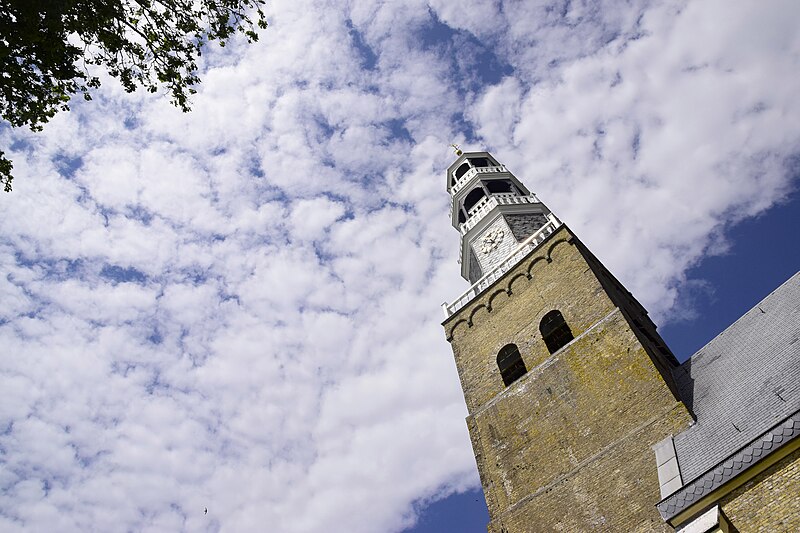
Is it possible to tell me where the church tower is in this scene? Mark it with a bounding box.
[442,151,695,532]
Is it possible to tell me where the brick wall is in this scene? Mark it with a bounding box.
[444,226,693,531]
[720,447,800,532]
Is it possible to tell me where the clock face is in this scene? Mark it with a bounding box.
[481,228,505,254]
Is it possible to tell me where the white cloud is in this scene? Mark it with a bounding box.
[469,0,800,315]
[1,0,798,532]
[289,197,346,241]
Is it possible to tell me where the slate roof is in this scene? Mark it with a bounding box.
[658,411,800,520]
[671,271,800,484]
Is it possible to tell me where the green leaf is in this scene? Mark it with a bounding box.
[0,0,269,191]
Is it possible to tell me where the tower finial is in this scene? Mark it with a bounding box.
[450,143,463,156]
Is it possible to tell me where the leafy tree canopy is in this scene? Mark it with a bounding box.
[0,0,268,191]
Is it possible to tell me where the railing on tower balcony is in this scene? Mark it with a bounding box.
[451,165,507,195]
[460,193,541,235]
[442,213,561,318]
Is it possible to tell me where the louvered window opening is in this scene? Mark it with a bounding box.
[540,310,574,354]
[497,344,527,386]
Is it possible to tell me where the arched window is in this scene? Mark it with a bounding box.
[540,310,574,354]
[497,344,527,386]
[463,187,487,213]
[454,162,471,180]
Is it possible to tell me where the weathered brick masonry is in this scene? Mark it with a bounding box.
[719,447,800,532]
[445,226,693,531]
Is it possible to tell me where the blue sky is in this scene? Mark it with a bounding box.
[1,1,799,532]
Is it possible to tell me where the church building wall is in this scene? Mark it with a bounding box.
[445,225,693,531]
[448,228,618,409]
[718,447,800,532]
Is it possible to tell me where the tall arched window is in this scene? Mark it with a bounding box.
[497,344,527,386]
[463,187,487,214]
[540,310,574,354]
[454,162,471,180]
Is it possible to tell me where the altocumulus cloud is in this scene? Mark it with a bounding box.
[1,0,799,531]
